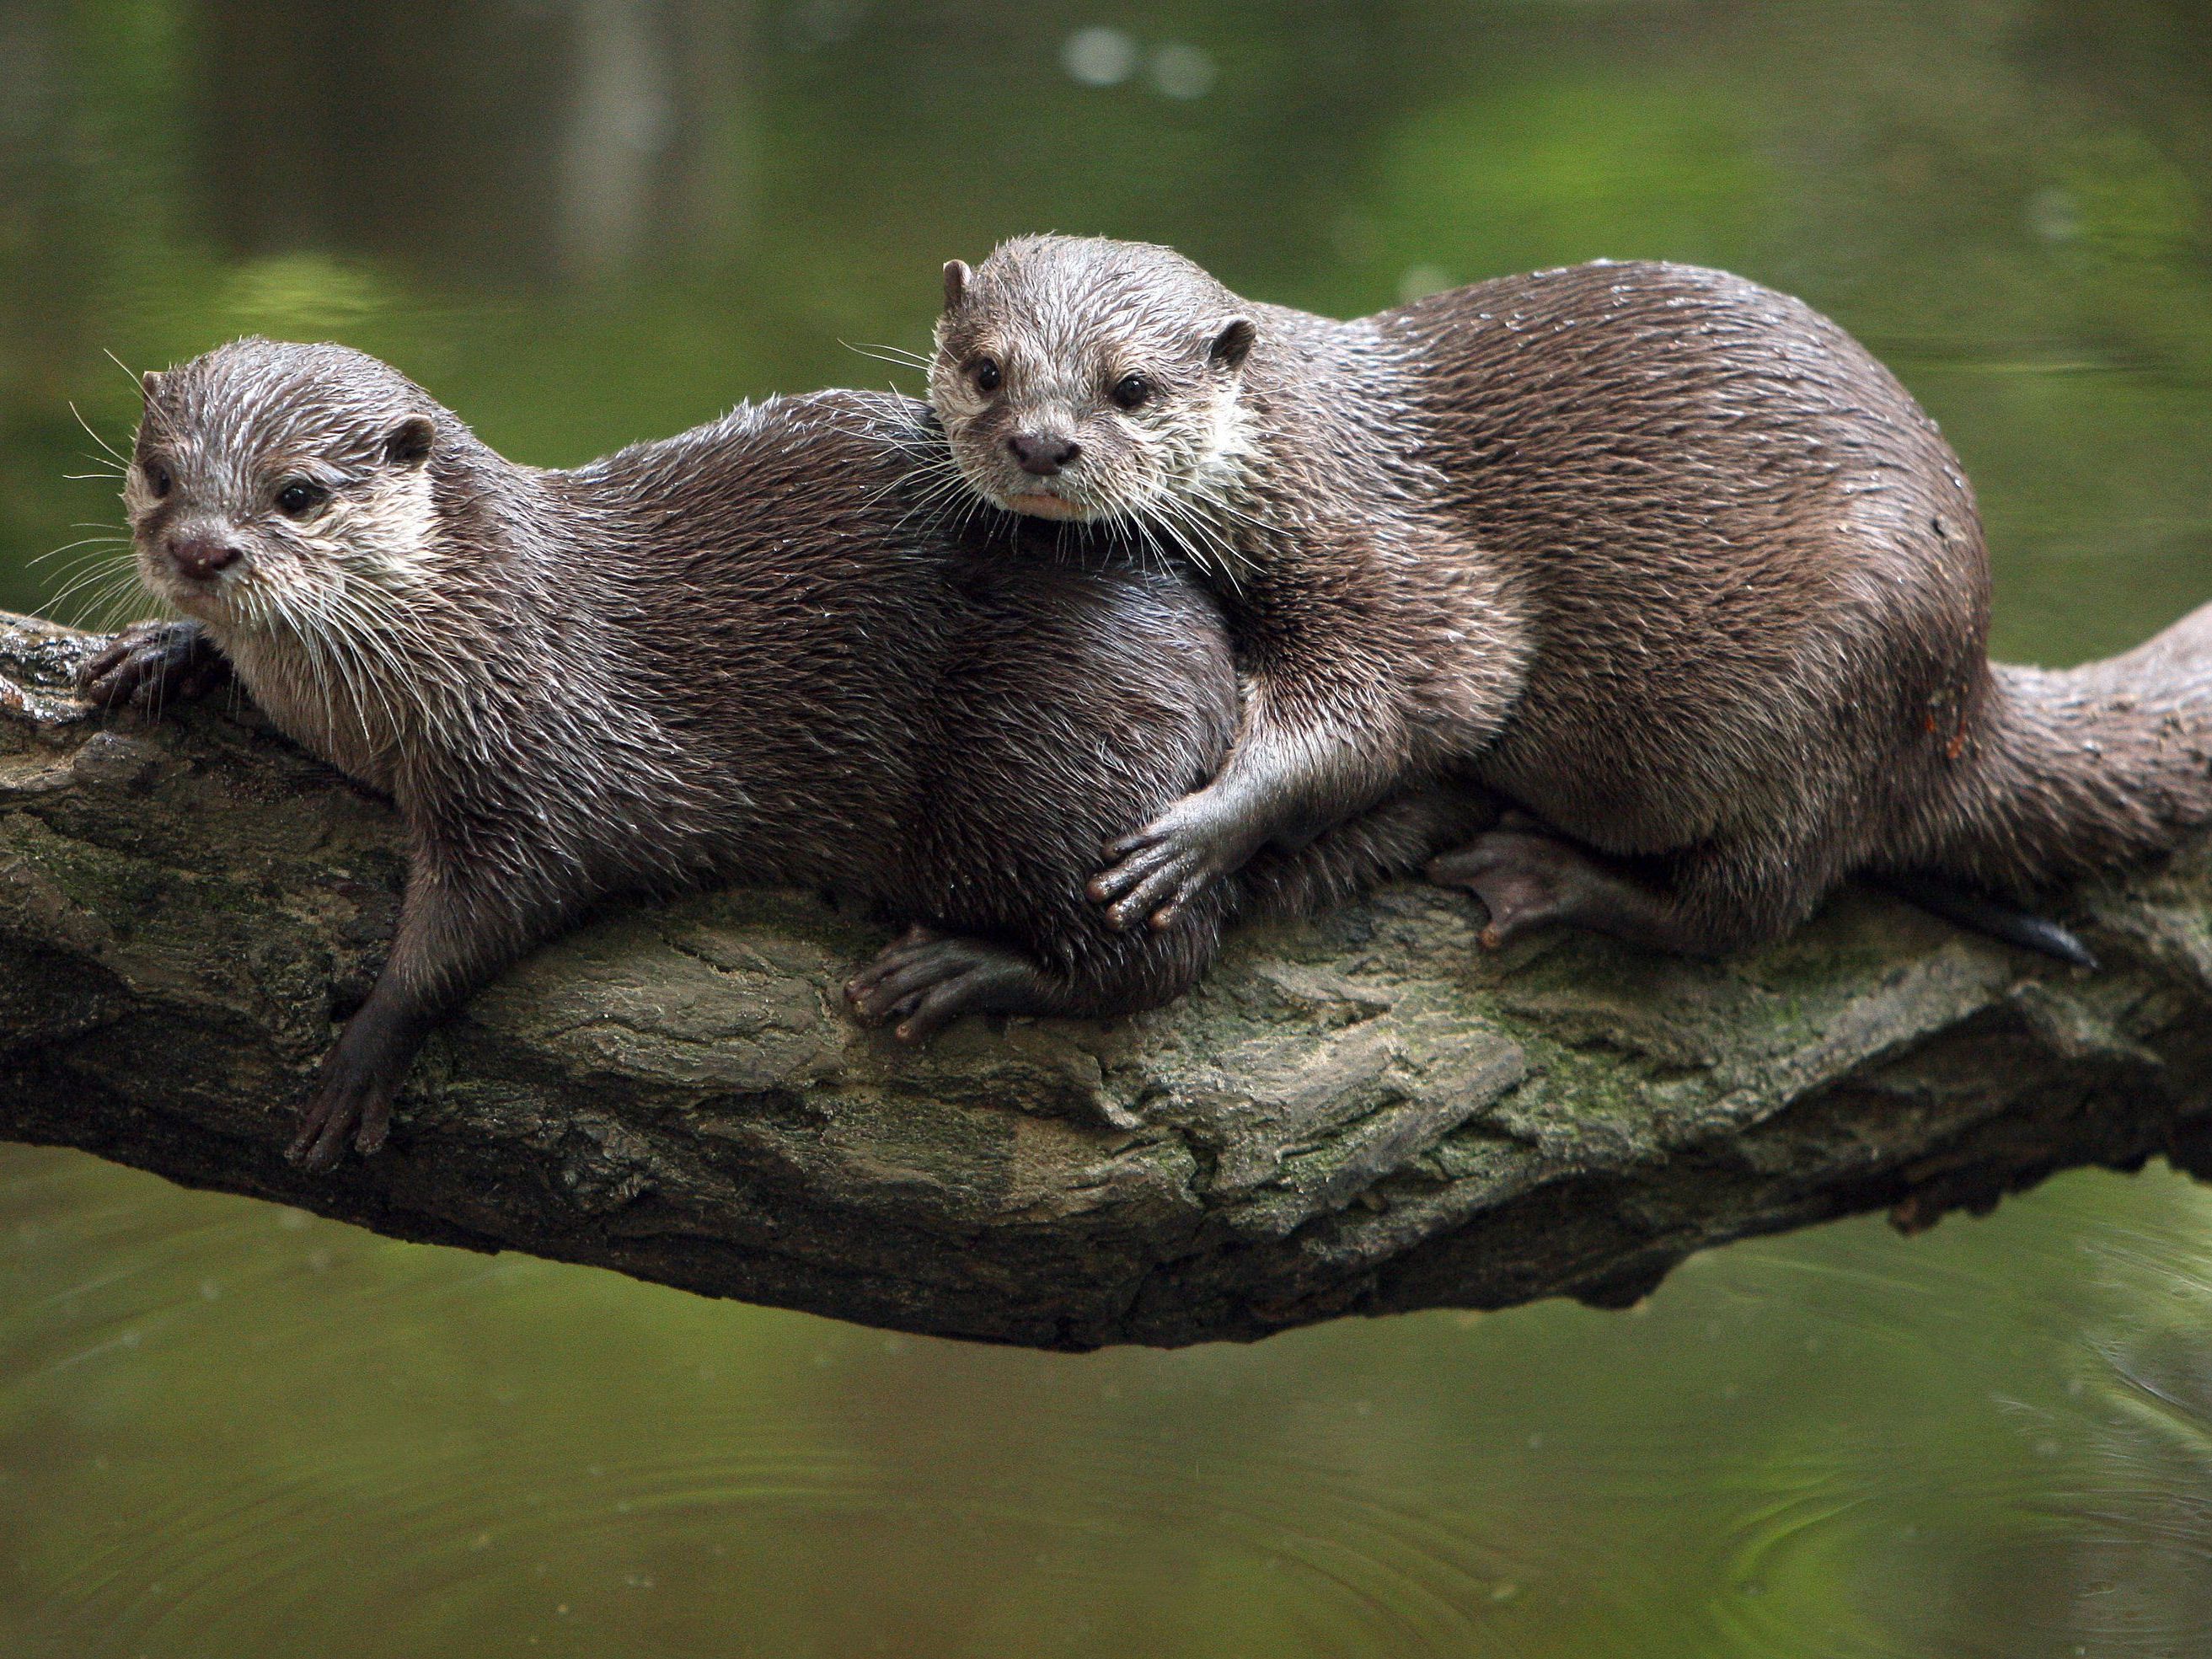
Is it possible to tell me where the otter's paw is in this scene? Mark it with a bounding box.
[77,620,228,714]
[844,929,1045,1044]
[1091,797,1257,933]
[287,1036,404,1174]
[1427,828,1587,949]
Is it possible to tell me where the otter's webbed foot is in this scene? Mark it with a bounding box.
[77,619,229,713]
[287,1001,424,1172]
[1427,817,1718,955]
[844,926,1058,1044]
[1427,825,1594,948]
[1090,790,1267,933]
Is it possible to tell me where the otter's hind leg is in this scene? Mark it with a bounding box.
[845,902,1225,1045]
[1427,816,1820,957]
[844,927,1076,1044]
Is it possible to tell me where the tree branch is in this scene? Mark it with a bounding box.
[3,610,2209,1347]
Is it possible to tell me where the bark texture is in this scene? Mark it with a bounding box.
[4,611,2210,1348]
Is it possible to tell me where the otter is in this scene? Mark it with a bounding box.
[929,237,2212,955]
[81,339,1486,1170]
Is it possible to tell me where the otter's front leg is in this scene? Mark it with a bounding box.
[1091,668,1401,932]
[289,975,442,1171]
[289,860,541,1172]
[1090,758,1306,931]
[77,618,231,711]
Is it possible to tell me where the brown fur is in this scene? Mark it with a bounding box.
[933,238,2212,955]
[83,340,1488,1169]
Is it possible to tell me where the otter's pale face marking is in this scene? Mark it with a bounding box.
[122,340,453,782]
[930,238,1256,532]
[126,345,442,635]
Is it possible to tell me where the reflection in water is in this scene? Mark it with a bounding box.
[4,1147,2212,1656]
[4,0,2212,1651]
[2062,1256,2212,1656]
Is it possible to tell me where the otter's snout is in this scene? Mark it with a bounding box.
[166,536,243,581]
[1006,431,1080,476]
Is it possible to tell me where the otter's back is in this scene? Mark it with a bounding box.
[1388,261,1992,855]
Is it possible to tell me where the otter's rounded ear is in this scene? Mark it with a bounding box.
[1208,318,1256,371]
[139,370,164,402]
[383,416,435,468]
[943,260,972,312]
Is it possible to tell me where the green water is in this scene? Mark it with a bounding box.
[3,3,2211,1652]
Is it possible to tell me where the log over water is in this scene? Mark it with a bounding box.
[3,610,2209,1348]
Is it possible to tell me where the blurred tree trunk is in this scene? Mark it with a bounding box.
[4,611,2210,1348]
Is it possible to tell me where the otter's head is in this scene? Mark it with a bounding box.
[929,236,1256,525]
[126,339,446,638]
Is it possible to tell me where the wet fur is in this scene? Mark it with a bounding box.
[935,239,2212,953]
[93,340,1489,1168]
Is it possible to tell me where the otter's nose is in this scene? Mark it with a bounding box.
[167,537,242,581]
[1006,432,1081,476]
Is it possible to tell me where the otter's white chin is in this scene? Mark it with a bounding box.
[138,560,240,627]
[1000,491,1093,522]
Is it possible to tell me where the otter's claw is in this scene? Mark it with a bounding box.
[844,924,939,1025]
[287,1062,396,1174]
[287,1006,417,1173]
[844,927,1047,1044]
[78,620,228,714]
[1091,795,1259,931]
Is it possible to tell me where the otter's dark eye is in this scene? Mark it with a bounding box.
[1111,373,1152,411]
[145,462,173,499]
[274,479,328,518]
[972,357,1002,393]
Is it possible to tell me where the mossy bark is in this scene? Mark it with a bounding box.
[4,611,2210,1347]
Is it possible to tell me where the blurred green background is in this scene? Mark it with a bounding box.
[3,2,2211,1653]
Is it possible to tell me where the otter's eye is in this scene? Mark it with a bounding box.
[1111,373,1152,411]
[972,357,1002,393]
[274,479,328,519]
[145,462,173,499]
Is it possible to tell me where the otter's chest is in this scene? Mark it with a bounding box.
[217,633,404,794]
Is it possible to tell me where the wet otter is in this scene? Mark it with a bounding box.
[930,237,2212,955]
[83,339,1485,1170]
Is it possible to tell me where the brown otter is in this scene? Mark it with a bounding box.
[82,339,1486,1170]
[929,237,2212,955]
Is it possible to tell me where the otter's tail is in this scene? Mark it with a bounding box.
[1925,601,2212,898]
[1235,783,1502,921]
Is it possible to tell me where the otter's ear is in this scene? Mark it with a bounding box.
[383,416,435,468]
[139,370,164,403]
[943,260,972,312]
[1208,317,1256,372]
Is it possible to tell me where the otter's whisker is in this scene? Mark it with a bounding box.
[33,536,131,565]
[842,340,935,373]
[67,402,131,468]
[57,564,148,632]
[44,553,133,608]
